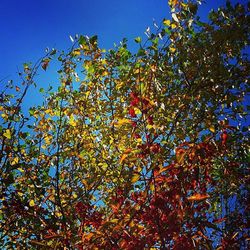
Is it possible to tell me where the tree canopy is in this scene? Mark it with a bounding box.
[0,0,249,249]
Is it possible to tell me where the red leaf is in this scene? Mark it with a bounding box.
[221,131,228,145]
[129,107,136,117]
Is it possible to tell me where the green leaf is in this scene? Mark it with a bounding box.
[137,48,145,56]
[134,37,142,43]
[39,88,44,93]
[79,35,87,46]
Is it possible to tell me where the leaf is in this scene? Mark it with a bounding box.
[69,115,77,127]
[169,46,176,53]
[42,60,49,71]
[110,218,119,223]
[82,232,94,241]
[72,49,81,56]
[134,37,142,43]
[171,23,177,29]
[169,0,178,7]
[163,19,171,26]
[3,129,11,139]
[113,118,131,127]
[17,167,25,173]
[29,200,35,207]
[10,156,19,166]
[158,164,174,174]
[209,126,216,133]
[39,88,45,93]
[120,152,129,164]
[137,48,145,56]
[187,193,210,201]
[131,174,140,184]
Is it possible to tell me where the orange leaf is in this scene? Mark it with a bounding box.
[131,173,140,184]
[82,232,94,241]
[158,164,174,174]
[187,193,210,201]
[119,148,132,164]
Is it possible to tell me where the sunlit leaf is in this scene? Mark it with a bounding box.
[29,200,35,207]
[187,193,210,201]
[131,174,140,184]
[163,19,171,26]
[113,118,131,127]
[3,129,11,139]
[134,37,142,43]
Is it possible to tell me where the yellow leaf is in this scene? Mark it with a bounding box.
[44,135,51,145]
[1,113,7,120]
[131,174,140,183]
[69,115,77,127]
[113,118,131,127]
[171,23,177,29]
[146,124,153,129]
[187,193,210,201]
[3,129,11,139]
[72,49,81,56]
[85,91,90,98]
[110,218,119,223]
[29,200,35,207]
[149,183,155,192]
[10,156,19,166]
[163,19,171,26]
[101,59,107,65]
[169,46,176,53]
[181,2,188,9]
[55,211,62,217]
[134,107,141,115]
[102,70,109,76]
[168,0,178,7]
[209,126,215,133]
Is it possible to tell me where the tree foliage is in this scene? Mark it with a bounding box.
[0,0,249,249]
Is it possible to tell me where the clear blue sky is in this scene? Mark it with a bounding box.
[0,0,231,82]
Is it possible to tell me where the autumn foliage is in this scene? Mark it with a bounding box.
[0,0,249,249]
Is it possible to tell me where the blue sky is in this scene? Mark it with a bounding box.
[0,0,231,83]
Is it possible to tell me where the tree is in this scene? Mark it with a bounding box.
[0,0,249,249]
